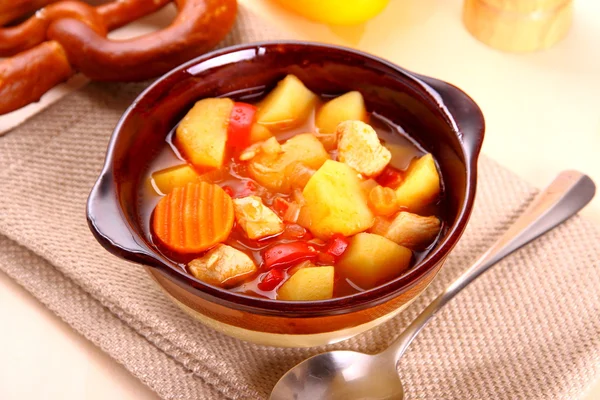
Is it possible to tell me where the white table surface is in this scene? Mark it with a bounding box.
[1,0,599,398]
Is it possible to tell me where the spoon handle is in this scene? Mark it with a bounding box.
[382,170,596,364]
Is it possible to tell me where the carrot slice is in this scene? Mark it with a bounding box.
[368,185,399,216]
[152,182,234,253]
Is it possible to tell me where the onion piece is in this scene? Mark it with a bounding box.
[314,131,338,151]
[370,216,393,236]
[296,208,312,230]
[292,188,306,205]
[288,260,316,276]
[287,163,316,190]
[282,223,309,239]
[251,162,278,173]
[282,202,301,223]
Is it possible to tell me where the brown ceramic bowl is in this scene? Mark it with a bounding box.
[87,41,484,347]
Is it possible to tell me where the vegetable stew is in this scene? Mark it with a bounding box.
[140,74,445,301]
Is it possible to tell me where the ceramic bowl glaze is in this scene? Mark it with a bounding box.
[87,42,484,347]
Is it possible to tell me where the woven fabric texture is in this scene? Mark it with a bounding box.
[0,5,599,400]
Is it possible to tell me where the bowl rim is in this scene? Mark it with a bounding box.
[89,40,484,317]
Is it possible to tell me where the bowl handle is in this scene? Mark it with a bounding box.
[87,172,164,269]
[415,74,485,161]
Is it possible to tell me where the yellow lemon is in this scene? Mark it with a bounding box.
[273,0,390,25]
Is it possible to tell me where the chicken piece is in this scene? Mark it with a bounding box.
[261,136,283,155]
[371,212,441,249]
[239,137,283,161]
[239,142,263,161]
[248,133,329,192]
[336,120,391,177]
[188,244,257,287]
[233,196,284,239]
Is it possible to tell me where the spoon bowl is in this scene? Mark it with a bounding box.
[270,350,403,400]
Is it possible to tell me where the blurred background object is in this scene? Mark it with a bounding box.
[463,0,573,52]
[271,0,390,25]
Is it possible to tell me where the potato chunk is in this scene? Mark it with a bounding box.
[337,120,391,177]
[248,133,329,192]
[256,75,317,131]
[249,123,273,143]
[337,233,412,289]
[176,98,233,170]
[371,212,441,249]
[233,196,284,240]
[300,160,374,239]
[316,91,368,133]
[151,164,201,194]
[278,266,334,301]
[395,153,440,212]
[188,244,256,287]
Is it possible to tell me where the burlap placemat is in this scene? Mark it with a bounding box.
[1,5,599,399]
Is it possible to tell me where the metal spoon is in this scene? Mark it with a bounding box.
[270,171,596,400]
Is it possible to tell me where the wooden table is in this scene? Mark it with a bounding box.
[1,0,598,398]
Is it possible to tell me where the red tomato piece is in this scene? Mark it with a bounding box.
[271,197,291,216]
[317,252,336,265]
[227,102,257,149]
[222,185,234,197]
[262,241,319,270]
[257,269,285,291]
[376,166,404,189]
[324,234,350,259]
